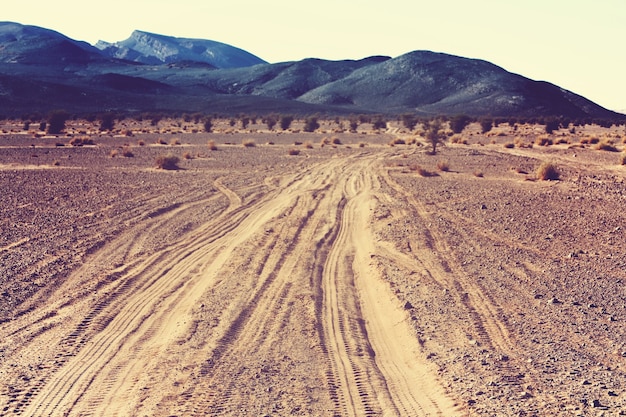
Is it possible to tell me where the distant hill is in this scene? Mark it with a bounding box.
[95,31,267,69]
[0,22,623,121]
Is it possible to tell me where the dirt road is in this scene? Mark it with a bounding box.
[0,152,460,416]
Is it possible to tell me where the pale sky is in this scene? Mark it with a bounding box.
[4,0,626,111]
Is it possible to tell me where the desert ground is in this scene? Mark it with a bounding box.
[1,117,626,416]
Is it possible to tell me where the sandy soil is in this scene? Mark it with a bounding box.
[1,119,626,416]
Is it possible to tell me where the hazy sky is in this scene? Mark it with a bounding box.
[4,0,626,111]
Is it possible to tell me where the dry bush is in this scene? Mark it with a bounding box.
[391,138,406,145]
[109,149,119,158]
[410,164,437,177]
[436,160,450,172]
[207,140,218,151]
[503,142,515,149]
[137,140,145,146]
[596,141,619,152]
[69,137,95,146]
[122,147,134,157]
[287,148,301,156]
[170,138,181,146]
[536,161,560,181]
[473,170,484,178]
[156,154,180,170]
[242,139,256,147]
[304,141,314,149]
[320,137,332,145]
[157,138,167,145]
[535,136,553,146]
[183,152,193,160]
[359,142,366,148]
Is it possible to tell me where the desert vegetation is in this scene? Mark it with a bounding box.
[1,115,626,416]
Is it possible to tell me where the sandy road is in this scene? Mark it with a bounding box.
[1,152,460,416]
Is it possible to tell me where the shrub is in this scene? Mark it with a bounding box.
[450,115,472,134]
[122,147,134,157]
[535,136,553,146]
[170,138,181,146]
[304,141,313,149]
[183,152,193,160]
[473,170,484,178]
[99,113,116,131]
[203,118,212,133]
[288,148,300,156]
[332,137,342,145]
[242,139,256,147]
[392,138,406,145]
[504,142,515,149]
[207,140,218,151]
[156,154,180,170]
[620,153,626,165]
[536,161,560,181]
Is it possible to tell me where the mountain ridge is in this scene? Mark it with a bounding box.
[0,22,622,121]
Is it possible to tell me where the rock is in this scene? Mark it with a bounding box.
[548,297,561,304]
[404,301,414,310]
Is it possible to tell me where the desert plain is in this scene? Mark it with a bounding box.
[1,117,626,416]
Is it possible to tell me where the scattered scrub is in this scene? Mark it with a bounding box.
[596,141,619,152]
[242,139,256,147]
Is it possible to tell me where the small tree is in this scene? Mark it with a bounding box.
[401,114,418,131]
[480,118,493,134]
[47,110,70,135]
[203,118,212,133]
[279,115,294,131]
[372,117,387,131]
[450,114,472,134]
[303,116,320,132]
[99,112,116,131]
[424,119,447,155]
[264,115,277,130]
[349,118,359,132]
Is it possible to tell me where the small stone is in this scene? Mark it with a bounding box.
[480,204,487,210]
[582,380,591,385]
[404,301,414,310]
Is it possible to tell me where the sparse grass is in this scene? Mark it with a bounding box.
[242,139,256,147]
[156,154,180,170]
[436,160,450,172]
[207,140,218,151]
[536,161,560,181]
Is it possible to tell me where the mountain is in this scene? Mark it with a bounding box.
[0,22,105,65]
[0,22,622,121]
[95,30,267,69]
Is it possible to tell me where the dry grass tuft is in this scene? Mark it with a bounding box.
[122,147,134,157]
[436,160,450,172]
[207,140,218,151]
[156,154,180,170]
[242,139,256,147]
[536,161,560,181]
[535,136,553,147]
[410,164,437,177]
[473,170,484,178]
[287,148,301,156]
[304,141,314,149]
